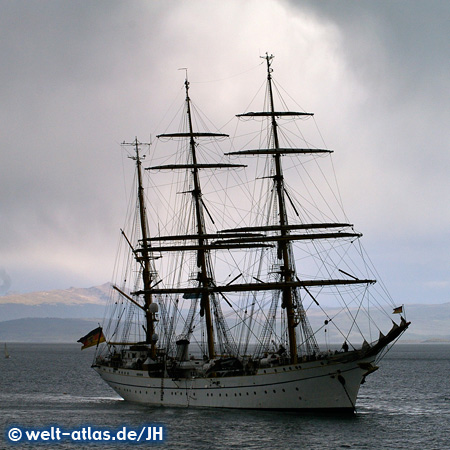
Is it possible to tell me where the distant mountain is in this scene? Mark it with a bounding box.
[295,303,450,344]
[0,284,110,343]
[400,303,450,342]
[0,283,448,343]
[0,284,110,321]
[0,283,110,305]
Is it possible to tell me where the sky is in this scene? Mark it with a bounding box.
[0,0,448,305]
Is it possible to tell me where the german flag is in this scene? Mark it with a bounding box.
[77,326,106,350]
[393,306,403,314]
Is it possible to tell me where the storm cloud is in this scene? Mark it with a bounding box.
[0,1,448,305]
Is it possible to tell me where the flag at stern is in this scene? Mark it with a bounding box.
[77,326,106,350]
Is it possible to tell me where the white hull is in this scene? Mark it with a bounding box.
[95,355,374,411]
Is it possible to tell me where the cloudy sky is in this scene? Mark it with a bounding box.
[0,0,448,306]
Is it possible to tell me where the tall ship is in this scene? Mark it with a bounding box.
[91,54,410,411]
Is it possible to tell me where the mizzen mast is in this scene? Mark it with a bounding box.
[123,138,157,357]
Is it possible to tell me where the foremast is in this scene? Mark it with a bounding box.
[226,54,360,364]
[231,54,317,364]
[265,54,300,364]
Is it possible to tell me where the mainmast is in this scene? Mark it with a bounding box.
[145,76,243,360]
[184,78,215,360]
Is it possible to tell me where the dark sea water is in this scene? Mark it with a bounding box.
[1,343,450,449]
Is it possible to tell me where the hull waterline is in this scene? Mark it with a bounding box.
[94,355,375,411]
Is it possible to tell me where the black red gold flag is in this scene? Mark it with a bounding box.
[77,326,106,350]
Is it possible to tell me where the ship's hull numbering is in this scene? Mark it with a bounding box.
[94,355,375,411]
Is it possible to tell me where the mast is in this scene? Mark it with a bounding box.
[263,54,299,364]
[125,138,157,357]
[141,63,360,362]
[145,77,248,360]
[225,55,378,361]
[184,77,215,359]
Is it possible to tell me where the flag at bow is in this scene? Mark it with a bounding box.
[78,326,106,350]
[393,306,403,314]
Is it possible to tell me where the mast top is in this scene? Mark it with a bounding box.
[180,68,191,99]
[178,67,189,90]
[261,53,274,74]
[122,137,151,162]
